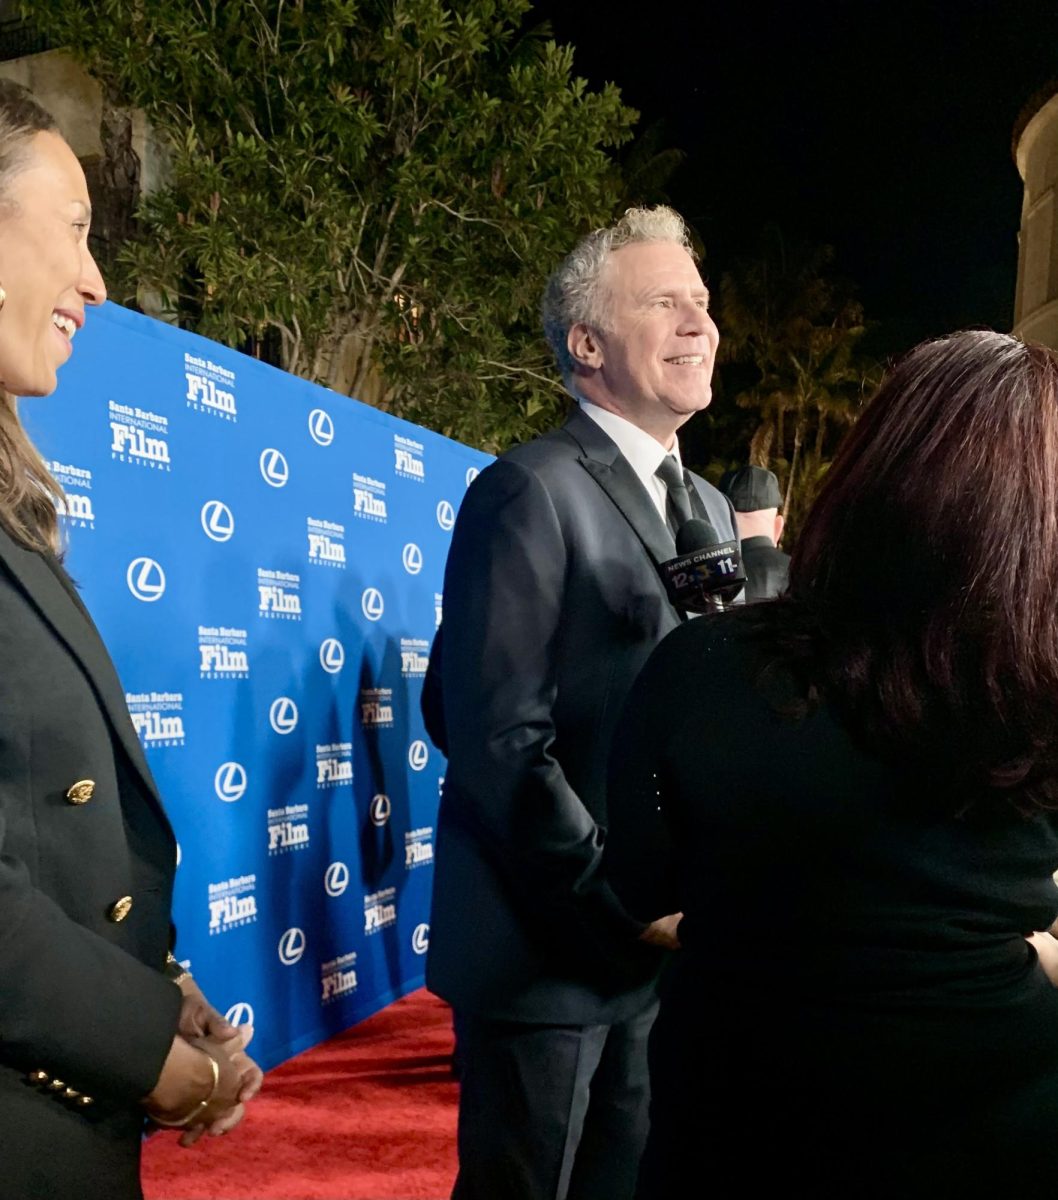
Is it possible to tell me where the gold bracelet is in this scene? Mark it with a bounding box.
[165,951,191,985]
[151,1051,220,1128]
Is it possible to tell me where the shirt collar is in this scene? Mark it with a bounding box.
[578,401,682,486]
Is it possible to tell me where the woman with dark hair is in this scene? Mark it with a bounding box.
[0,82,261,1197]
[605,330,1058,1196]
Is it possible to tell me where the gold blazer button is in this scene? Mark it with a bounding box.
[26,1070,49,1086]
[66,780,96,805]
[107,896,133,923]
[76,1095,94,1107]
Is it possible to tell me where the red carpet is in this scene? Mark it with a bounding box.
[143,990,458,1200]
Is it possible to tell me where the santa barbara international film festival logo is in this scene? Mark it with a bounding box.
[405,826,434,870]
[402,542,423,576]
[370,793,391,827]
[267,802,310,854]
[320,950,358,1004]
[258,568,302,620]
[308,407,334,446]
[353,472,387,522]
[360,687,394,729]
[185,353,237,421]
[127,557,166,603]
[307,517,346,567]
[126,690,185,747]
[108,401,171,470]
[393,433,425,481]
[208,874,257,935]
[201,500,235,543]
[199,625,249,679]
[317,742,353,788]
[49,460,94,529]
[364,887,397,935]
[401,638,430,679]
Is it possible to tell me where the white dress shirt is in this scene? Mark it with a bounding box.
[578,400,684,522]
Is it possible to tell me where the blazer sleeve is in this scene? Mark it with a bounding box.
[441,458,647,949]
[0,824,182,1102]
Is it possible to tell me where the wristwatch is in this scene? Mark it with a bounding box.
[165,951,191,985]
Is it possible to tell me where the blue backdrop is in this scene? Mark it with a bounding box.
[21,302,491,1071]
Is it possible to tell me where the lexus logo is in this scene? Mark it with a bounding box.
[436,500,455,531]
[402,543,423,575]
[269,696,299,734]
[324,861,350,897]
[408,740,429,772]
[214,761,247,803]
[225,1002,255,1027]
[319,638,345,674]
[369,793,391,827]
[308,408,334,446]
[259,448,289,488]
[361,587,384,622]
[465,466,479,487]
[412,923,430,955]
[200,500,235,542]
[278,927,306,966]
[126,556,166,602]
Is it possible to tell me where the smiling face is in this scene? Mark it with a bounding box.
[0,130,106,397]
[569,240,719,446]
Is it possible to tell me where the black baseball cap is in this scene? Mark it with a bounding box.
[718,465,783,512]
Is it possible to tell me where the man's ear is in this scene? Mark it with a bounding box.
[568,323,603,370]
[774,513,785,547]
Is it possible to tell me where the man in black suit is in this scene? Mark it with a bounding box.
[718,465,790,601]
[427,206,736,1200]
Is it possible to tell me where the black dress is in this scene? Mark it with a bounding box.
[604,610,1058,1197]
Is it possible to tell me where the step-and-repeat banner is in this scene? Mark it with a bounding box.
[21,302,491,1071]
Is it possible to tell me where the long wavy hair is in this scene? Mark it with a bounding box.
[773,330,1058,813]
[0,80,65,554]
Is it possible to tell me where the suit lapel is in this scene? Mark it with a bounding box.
[563,407,677,570]
[0,525,164,811]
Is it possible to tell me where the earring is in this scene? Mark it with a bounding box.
[0,285,6,311]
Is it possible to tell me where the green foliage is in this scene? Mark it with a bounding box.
[26,0,637,451]
[716,227,879,539]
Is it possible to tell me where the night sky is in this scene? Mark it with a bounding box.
[533,0,1058,360]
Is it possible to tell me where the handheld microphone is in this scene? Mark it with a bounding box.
[661,518,746,612]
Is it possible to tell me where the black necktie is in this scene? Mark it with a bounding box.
[655,455,694,536]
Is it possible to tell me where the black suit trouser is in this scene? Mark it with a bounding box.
[451,1001,657,1200]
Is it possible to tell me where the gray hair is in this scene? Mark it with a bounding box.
[541,205,697,383]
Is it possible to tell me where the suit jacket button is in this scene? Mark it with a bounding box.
[48,1079,66,1091]
[107,896,133,922]
[62,1087,80,1100]
[76,1095,94,1107]
[26,1070,49,1085]
[66,779,96,805]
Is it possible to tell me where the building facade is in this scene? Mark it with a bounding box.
[1014,84,1058,348]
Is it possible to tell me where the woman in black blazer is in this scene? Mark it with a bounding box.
[0,84,261,1198]
[606,331,1058,1196]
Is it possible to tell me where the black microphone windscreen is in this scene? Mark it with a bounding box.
[676,518,719,555]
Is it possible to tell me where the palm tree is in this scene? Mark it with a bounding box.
[717,228,876,538]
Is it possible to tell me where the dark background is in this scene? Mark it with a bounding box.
[532,0,1058,360]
